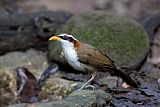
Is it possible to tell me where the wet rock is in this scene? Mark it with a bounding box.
[64,89,112,107]
[125,90,146,102]
[109,83,160,106]
[109,87,131,93]
[49,11,149,70]
[108,87,145,106]
[113,90,146,104]
[111,99,140,107]
[145,100,160,107]
[139,83,160,96]
[139,83,160,106]
[140,62,160,83]
[61,72,90,82]
[95,75,118,89]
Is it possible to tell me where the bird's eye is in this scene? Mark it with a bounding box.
[59,35,68,40]
[58,35,74,42]
[63,35,68,40]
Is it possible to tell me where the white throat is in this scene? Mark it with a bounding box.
[60,40,83,71]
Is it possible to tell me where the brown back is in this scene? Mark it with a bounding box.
[77,43,116,69]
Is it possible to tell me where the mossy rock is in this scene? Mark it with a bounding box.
[0,68,17,106]
[0,49,48,79]
[64,89,112,107]
[38,78,77,101]
[8,101,69,107]
[49,11,149,69]
[8,90,111,107]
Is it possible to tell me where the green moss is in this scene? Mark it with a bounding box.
[64,90,112,107]
[41,83,70,97]
[57,11,149,68]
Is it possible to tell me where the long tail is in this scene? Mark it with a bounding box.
[113,68,138,88]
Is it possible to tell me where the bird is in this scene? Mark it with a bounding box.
[49,34,138,89]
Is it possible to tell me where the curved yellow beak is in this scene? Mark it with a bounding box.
[49,36,61,41]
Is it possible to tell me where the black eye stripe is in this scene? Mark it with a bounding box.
[59,35,67,40]
[59,36,62,38]
[63,35,68,40]
[59,36,66,40]
[68,37,74,42]
[59,35,74,42]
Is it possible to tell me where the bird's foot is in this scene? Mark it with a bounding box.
[76,85,95,91]
[84,85,95,90]
[75,73,96,91]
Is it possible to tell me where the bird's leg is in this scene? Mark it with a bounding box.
[77,73,96,91]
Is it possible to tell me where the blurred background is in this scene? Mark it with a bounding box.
[0,0,160,106]
[0,0,159,21]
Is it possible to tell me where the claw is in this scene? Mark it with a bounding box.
[84,85,95,90]
[76,85,95,91]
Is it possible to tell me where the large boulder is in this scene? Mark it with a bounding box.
[49,11,149,70]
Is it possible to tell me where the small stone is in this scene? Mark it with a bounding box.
[122,83,131,88]
[96,75,118,89]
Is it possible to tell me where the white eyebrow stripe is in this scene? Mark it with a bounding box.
[58,34,78,41]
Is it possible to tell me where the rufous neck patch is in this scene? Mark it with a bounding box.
[74,40,80,49]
